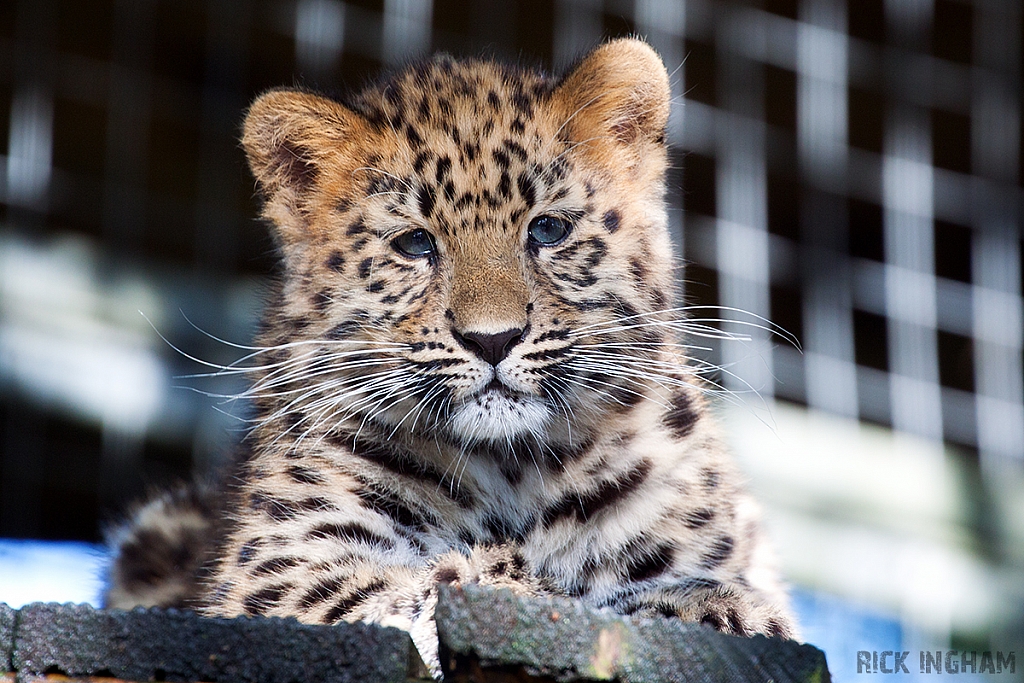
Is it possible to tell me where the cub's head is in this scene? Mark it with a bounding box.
[242,39,674,450]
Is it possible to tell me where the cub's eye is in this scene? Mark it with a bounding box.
[527,215,571,246]
[392,229,436,258]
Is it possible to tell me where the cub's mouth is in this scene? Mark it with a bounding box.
[481,377,517,397]
[446,376,551,443]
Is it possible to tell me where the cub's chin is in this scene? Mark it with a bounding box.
[446,387,551,444]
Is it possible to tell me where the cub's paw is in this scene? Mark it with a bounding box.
[430,544,541,595]
[627,580,795,639]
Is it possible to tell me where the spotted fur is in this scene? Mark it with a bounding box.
[106,39,795,675]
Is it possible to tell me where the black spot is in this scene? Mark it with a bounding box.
[499,457,523,487]
[436,156,452,184]
[312,289,331,312]
[727,609,745,633]
[299,576,343,609]
[346,218,367,236]
[496,170,512,199]
[522,345,572,362]
[417,185,436,218]
[651,287,667,309]
[701,610,726,631]
[535,328,570,342]
[682,508,715,529]
[305,522,395,549]
[541,459,651,527]
[664,392,699,439]
[606,380,647,412]
[482,513,532,544]
[511,91,531,114]
[250,492,301,522]
[493,149,511,170]
[331,433,475,508]
[767,618,790,638]
[242,583,290,616]
[548,436,595,468]
[700,536,734,569]
[435,566,460,584]
[296,496,337,512]
[354,484,437,531]
[357,258,373,279]
[629,258,647,283]
[323,578,387,623]
[701,468,720,490]
[286,465,327,485]
[602,209,621,233]
[251,556,300,577]
[625,540,676,583]
[413,151,432,174]
[516,172,536,208]
[366,280,386,293]
[503,139,528,161]
[327,320,359,339]
[625,600,680,619]
[405,123,423,149]
[438,97,453,119]
[326,251,345,272]
[583,236,607,268]
[509,551,527,579]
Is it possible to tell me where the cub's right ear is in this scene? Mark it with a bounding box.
[241,89,369,196]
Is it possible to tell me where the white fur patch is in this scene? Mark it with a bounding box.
[447,389,551,443]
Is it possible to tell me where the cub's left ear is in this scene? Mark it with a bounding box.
[552,38,671,150]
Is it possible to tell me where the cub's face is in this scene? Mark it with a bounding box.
[243,40,673,448]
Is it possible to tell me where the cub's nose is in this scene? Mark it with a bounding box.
[454,328,524,366]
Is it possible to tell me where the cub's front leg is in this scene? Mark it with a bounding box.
[204,502,539,677]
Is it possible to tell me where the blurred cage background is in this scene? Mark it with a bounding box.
[0,0,1022,678]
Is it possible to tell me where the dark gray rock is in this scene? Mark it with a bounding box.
[435,585,831,683]
[0,603,14,672]
[13,602,413,683]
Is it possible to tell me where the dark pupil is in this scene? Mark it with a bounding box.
[395,229,434,256]
[528,216,568,245]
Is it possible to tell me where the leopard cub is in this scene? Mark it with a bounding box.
[107,38,796,675]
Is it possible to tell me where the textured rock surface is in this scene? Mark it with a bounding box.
[0,603,14,673]
[1,591,831,682]
[435,585,831,683]
[12,602,412,683]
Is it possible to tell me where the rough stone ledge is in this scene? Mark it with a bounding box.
[0,589,830,683]
[2,601,412,683]
[435,585,831,683]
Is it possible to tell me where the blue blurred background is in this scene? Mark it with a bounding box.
[0,1,1021,680]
